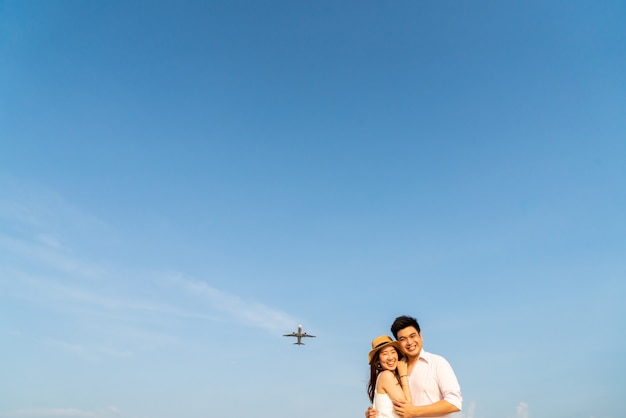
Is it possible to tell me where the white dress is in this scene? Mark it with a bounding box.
[373,390,400,418]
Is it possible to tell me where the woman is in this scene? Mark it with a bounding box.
[367,335,412,418]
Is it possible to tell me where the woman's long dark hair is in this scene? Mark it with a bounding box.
[367,347,402,403]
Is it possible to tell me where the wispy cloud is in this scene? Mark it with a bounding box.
[0,178,110,234]
[42,338,132,360]
[1,180,299,359]
[0,406,120,418]
[0,233,105,279]
[36,233,64,250]
[9,272,225,324]
[171,274,298,333]
[0,179,115,279]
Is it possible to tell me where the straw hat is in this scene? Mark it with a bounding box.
[368,335,402,364]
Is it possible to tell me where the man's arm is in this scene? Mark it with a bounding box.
[396,358,412,405]
[394,353,462,417]
[393,399,460,418]
[365,405,377,418]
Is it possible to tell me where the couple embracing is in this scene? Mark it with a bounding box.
[366,315,462,418]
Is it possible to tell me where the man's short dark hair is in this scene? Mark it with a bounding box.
[391,315,421,339]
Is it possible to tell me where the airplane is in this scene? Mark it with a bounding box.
[283,324,316,345]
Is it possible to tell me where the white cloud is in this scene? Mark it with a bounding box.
[462,401,476,418]
[516,402,529,418]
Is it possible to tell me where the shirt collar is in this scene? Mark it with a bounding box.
[418,348,431,363]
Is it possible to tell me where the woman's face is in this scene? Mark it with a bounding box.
[378,345,399,371]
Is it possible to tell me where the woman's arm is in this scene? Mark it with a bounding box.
[378,370,407,402]
[396,359,412,405]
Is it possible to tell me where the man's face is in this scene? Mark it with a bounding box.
[396,326,422,358]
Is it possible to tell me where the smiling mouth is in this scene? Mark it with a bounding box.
[382,360,396,368]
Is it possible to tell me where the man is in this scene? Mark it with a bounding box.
[366,315,462,418]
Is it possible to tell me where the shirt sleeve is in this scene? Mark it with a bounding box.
[436,356,463,411]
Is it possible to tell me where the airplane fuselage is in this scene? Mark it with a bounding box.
[283,324,315,345]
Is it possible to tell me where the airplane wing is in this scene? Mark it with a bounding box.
[283,333,298,337]
[302,333,316,338]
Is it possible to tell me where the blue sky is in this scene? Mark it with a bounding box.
[1,1,625,418]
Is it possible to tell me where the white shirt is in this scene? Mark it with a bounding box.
[408,349,462,417]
